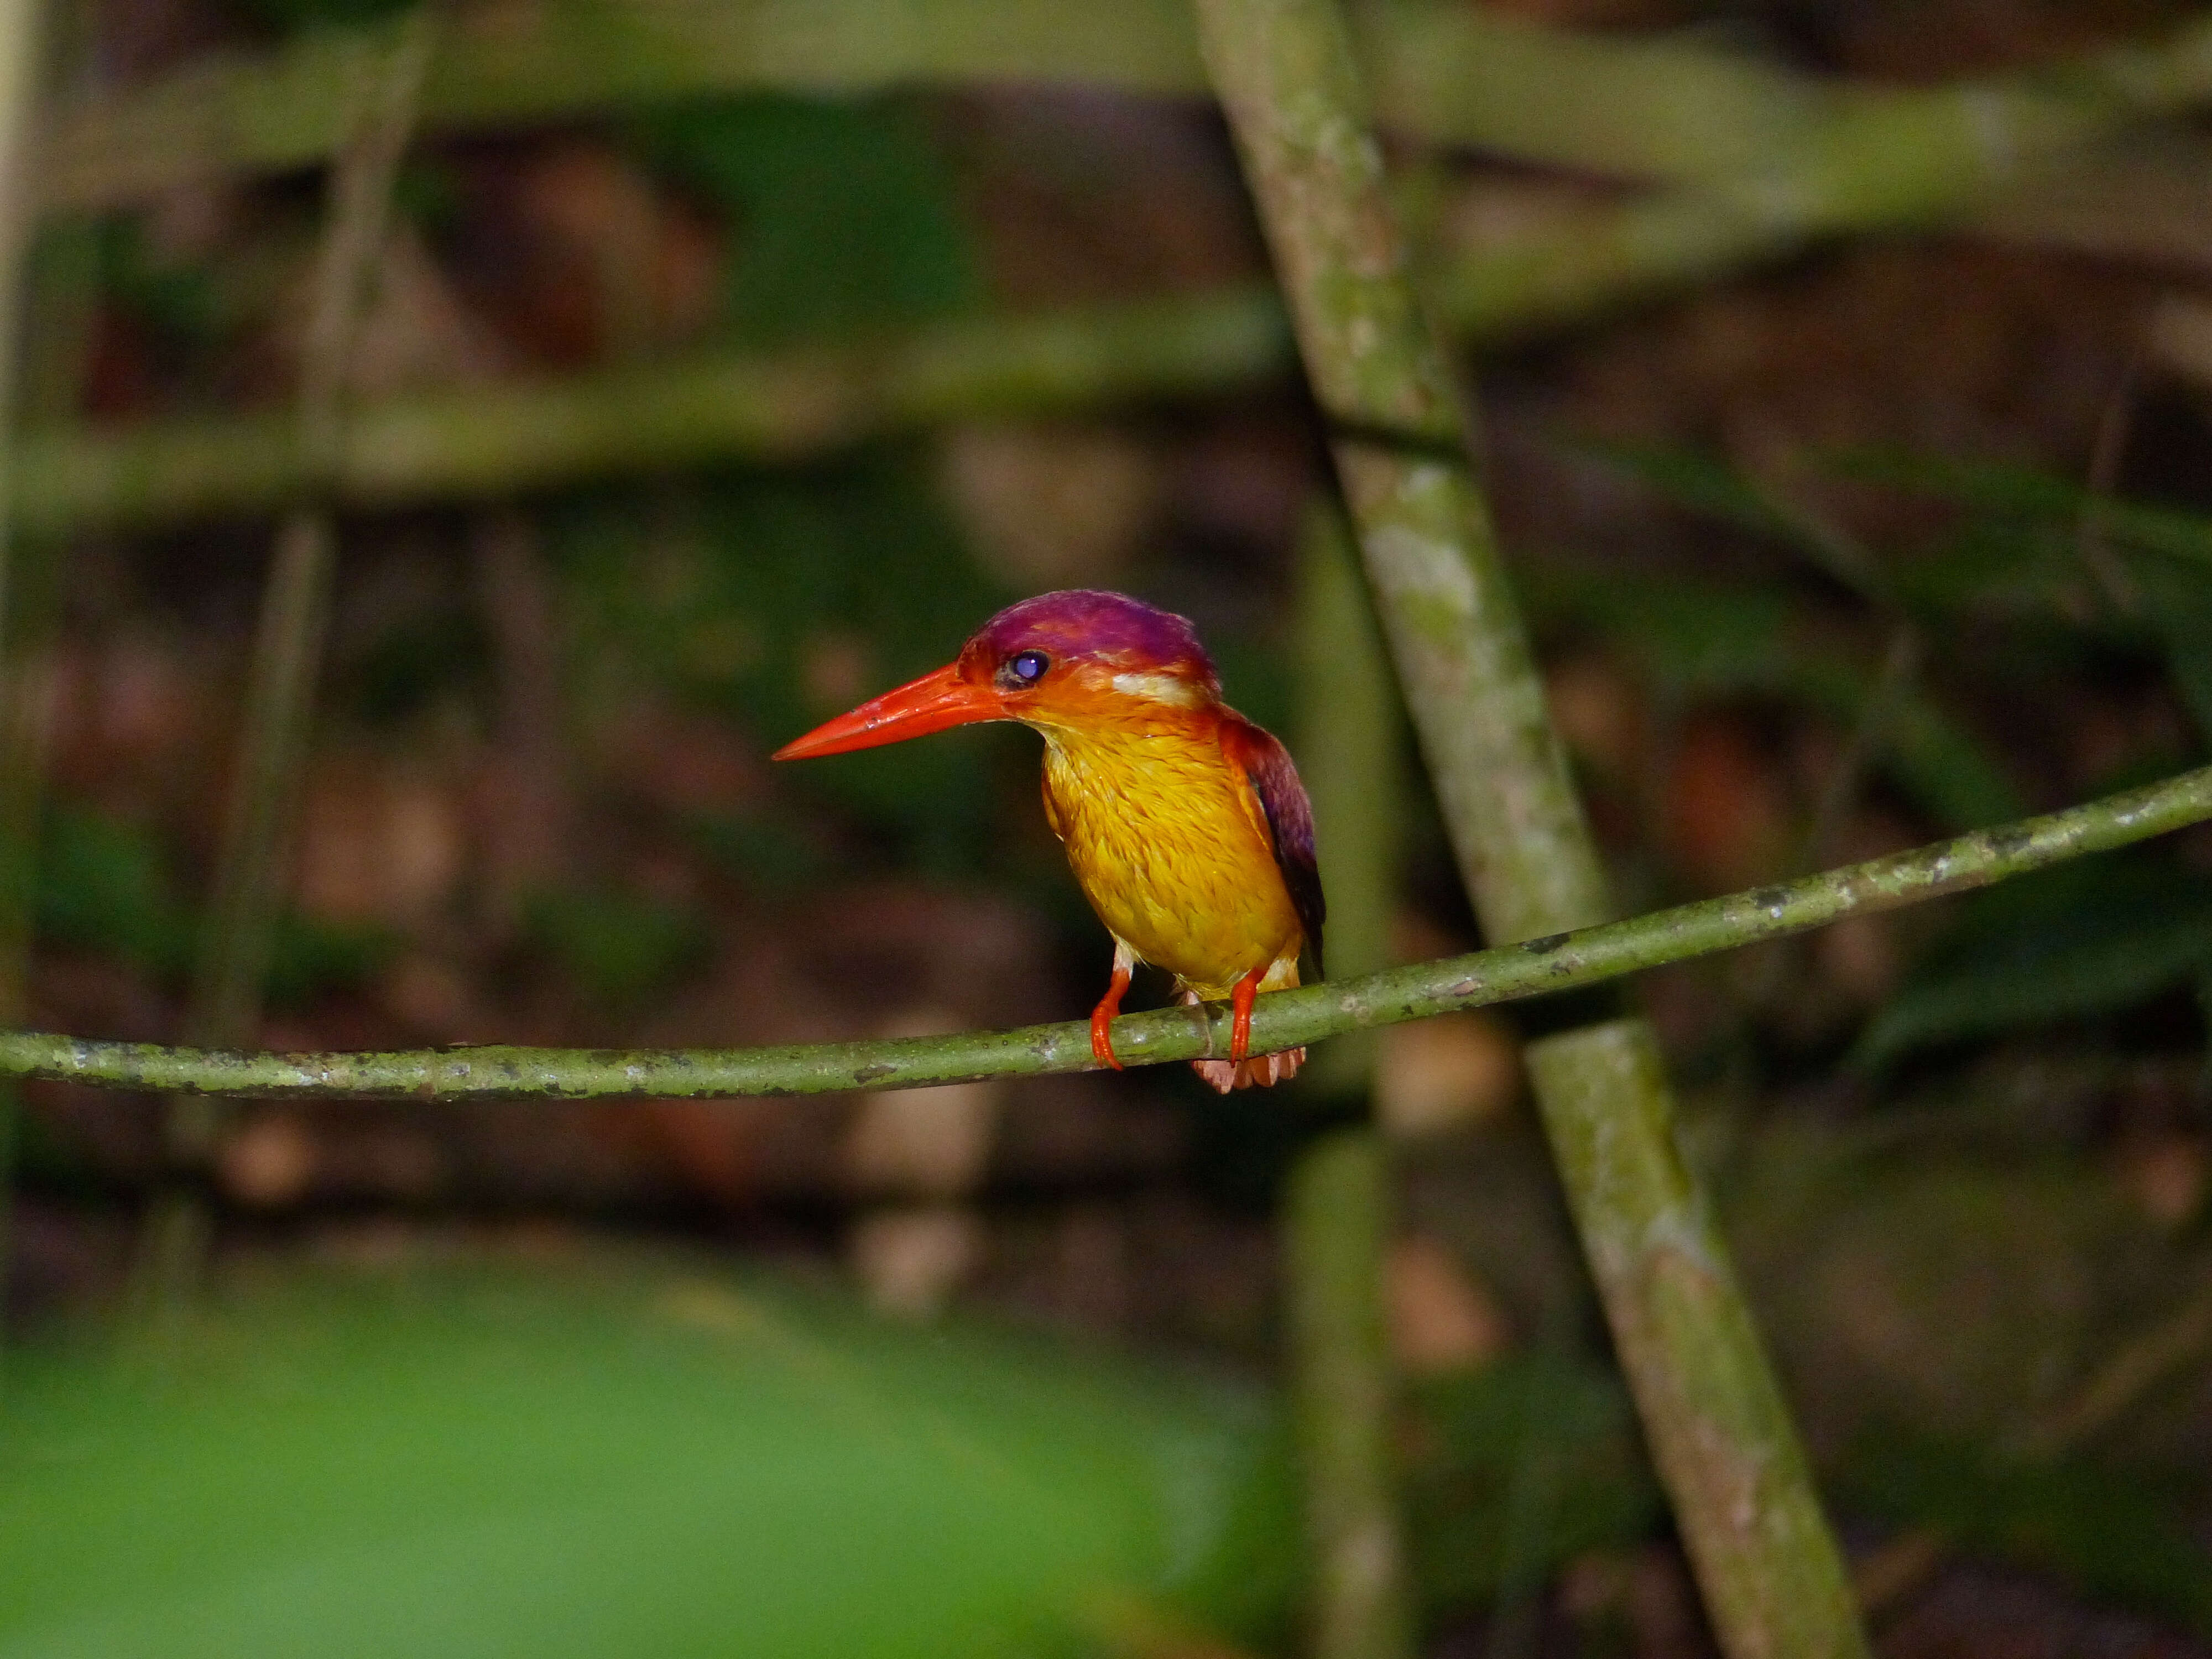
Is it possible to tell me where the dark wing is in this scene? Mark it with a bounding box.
[1223,717,1327,978]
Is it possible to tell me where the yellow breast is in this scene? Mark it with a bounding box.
[1038,718,1303,999]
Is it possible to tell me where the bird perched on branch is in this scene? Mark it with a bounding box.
[775,590,1324,1091]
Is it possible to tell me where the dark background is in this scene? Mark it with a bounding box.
[9,0,2212,1653]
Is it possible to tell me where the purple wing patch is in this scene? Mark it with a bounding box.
[1226,718,1326,977]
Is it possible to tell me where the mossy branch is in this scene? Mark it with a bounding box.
[35,0,2212,212]
[0,0,57,1318]
[1285,504,1418,1659]
[3,7,2209,534]
[181,9,435,1058]
[1195,0,1861,1645]
[142,8,436,1306]
[10,291,1295,535]
[3,762,2205,1101]
[23,20,2212,533]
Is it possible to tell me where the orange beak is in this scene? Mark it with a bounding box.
[773,662,1008,760]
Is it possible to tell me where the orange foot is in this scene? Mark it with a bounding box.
[1089,961,1132,1071]
[1229,966,1262,1063]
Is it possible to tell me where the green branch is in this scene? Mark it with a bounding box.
[0,0,57,1335]
[142,8,436,1307]
[181,8,435,1057]
[13,2,2212,534]
[39,0,1209,212]
[11,290,1293,536]
[4,762,2205,1102]
[6,9,2211,533]
[36,0,2212,212]
[1285,504,1418,1659]
[23,32,2212,533]
[1193,0,1865,1645]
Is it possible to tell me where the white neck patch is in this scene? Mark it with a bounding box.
[1109,669,1207,707]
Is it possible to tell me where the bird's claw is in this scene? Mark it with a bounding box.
[1089,960,1133,1072]
[1228,967,1264,1064]
[1089,1009,1125,1071]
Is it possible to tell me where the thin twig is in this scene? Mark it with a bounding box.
[0,236,97,1333]
[1296,501,1401,1093]
[145,7,435,1301]
[1851,1526,1948,1619]
[1193,0,1867,1650]
[2075,339,2145,614]
[1730,619,1921,1057]
[33,0,2212,214]
[2016,1269,2212,1459]
[0,583,2197,1103]
[1284,1134,1414,1659]
[20,12,2212,535]
[9,290,1295,535]
[182,4,434,1057]
[1797,624,1922,878]
[1857,1247,2212,1620]
[1286,503,1417,1659]
[470,509,574,927]
[0,0,55,1319]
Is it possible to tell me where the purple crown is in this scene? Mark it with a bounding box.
[971,591,1220,691]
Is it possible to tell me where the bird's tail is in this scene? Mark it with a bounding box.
[1181,959,1303,1092]
[1191,1044,1303,1092]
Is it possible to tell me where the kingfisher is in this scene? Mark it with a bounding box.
[775,590,1324,1091]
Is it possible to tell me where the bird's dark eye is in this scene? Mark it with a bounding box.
[1006,650,1050,685]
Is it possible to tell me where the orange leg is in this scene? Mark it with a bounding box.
[1229,965,1266,1063]
[1090,942,1137,1070]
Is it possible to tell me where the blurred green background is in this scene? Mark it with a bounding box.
[11,0,2212,1653]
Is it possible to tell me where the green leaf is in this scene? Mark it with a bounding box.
[0,1264,1297,1658]
[263,914,395,1011]
[1527,565,1794,687]
[1584,441,1809,542]
[556,457,1015,880]
[1844,1430,2212,1634]
[525,888,711,1005]
[233,0,418,35]
[34,807,389,1003]
[1526,568,2023,830]
[684,813,826,891]
[1847,452,2212,575]
[1578,440,1885,598]
[1878,693,2026,832]
[1843,452,2212,747]
[92,218,229,352]
[35,805,193,975]
[1783,657,2025,831]
[1881,515,2076,617]
[1855,854,2212,1070]
[1405,1353,1663,1610]
[2127,549,2212,746]
[638,95,982,347]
